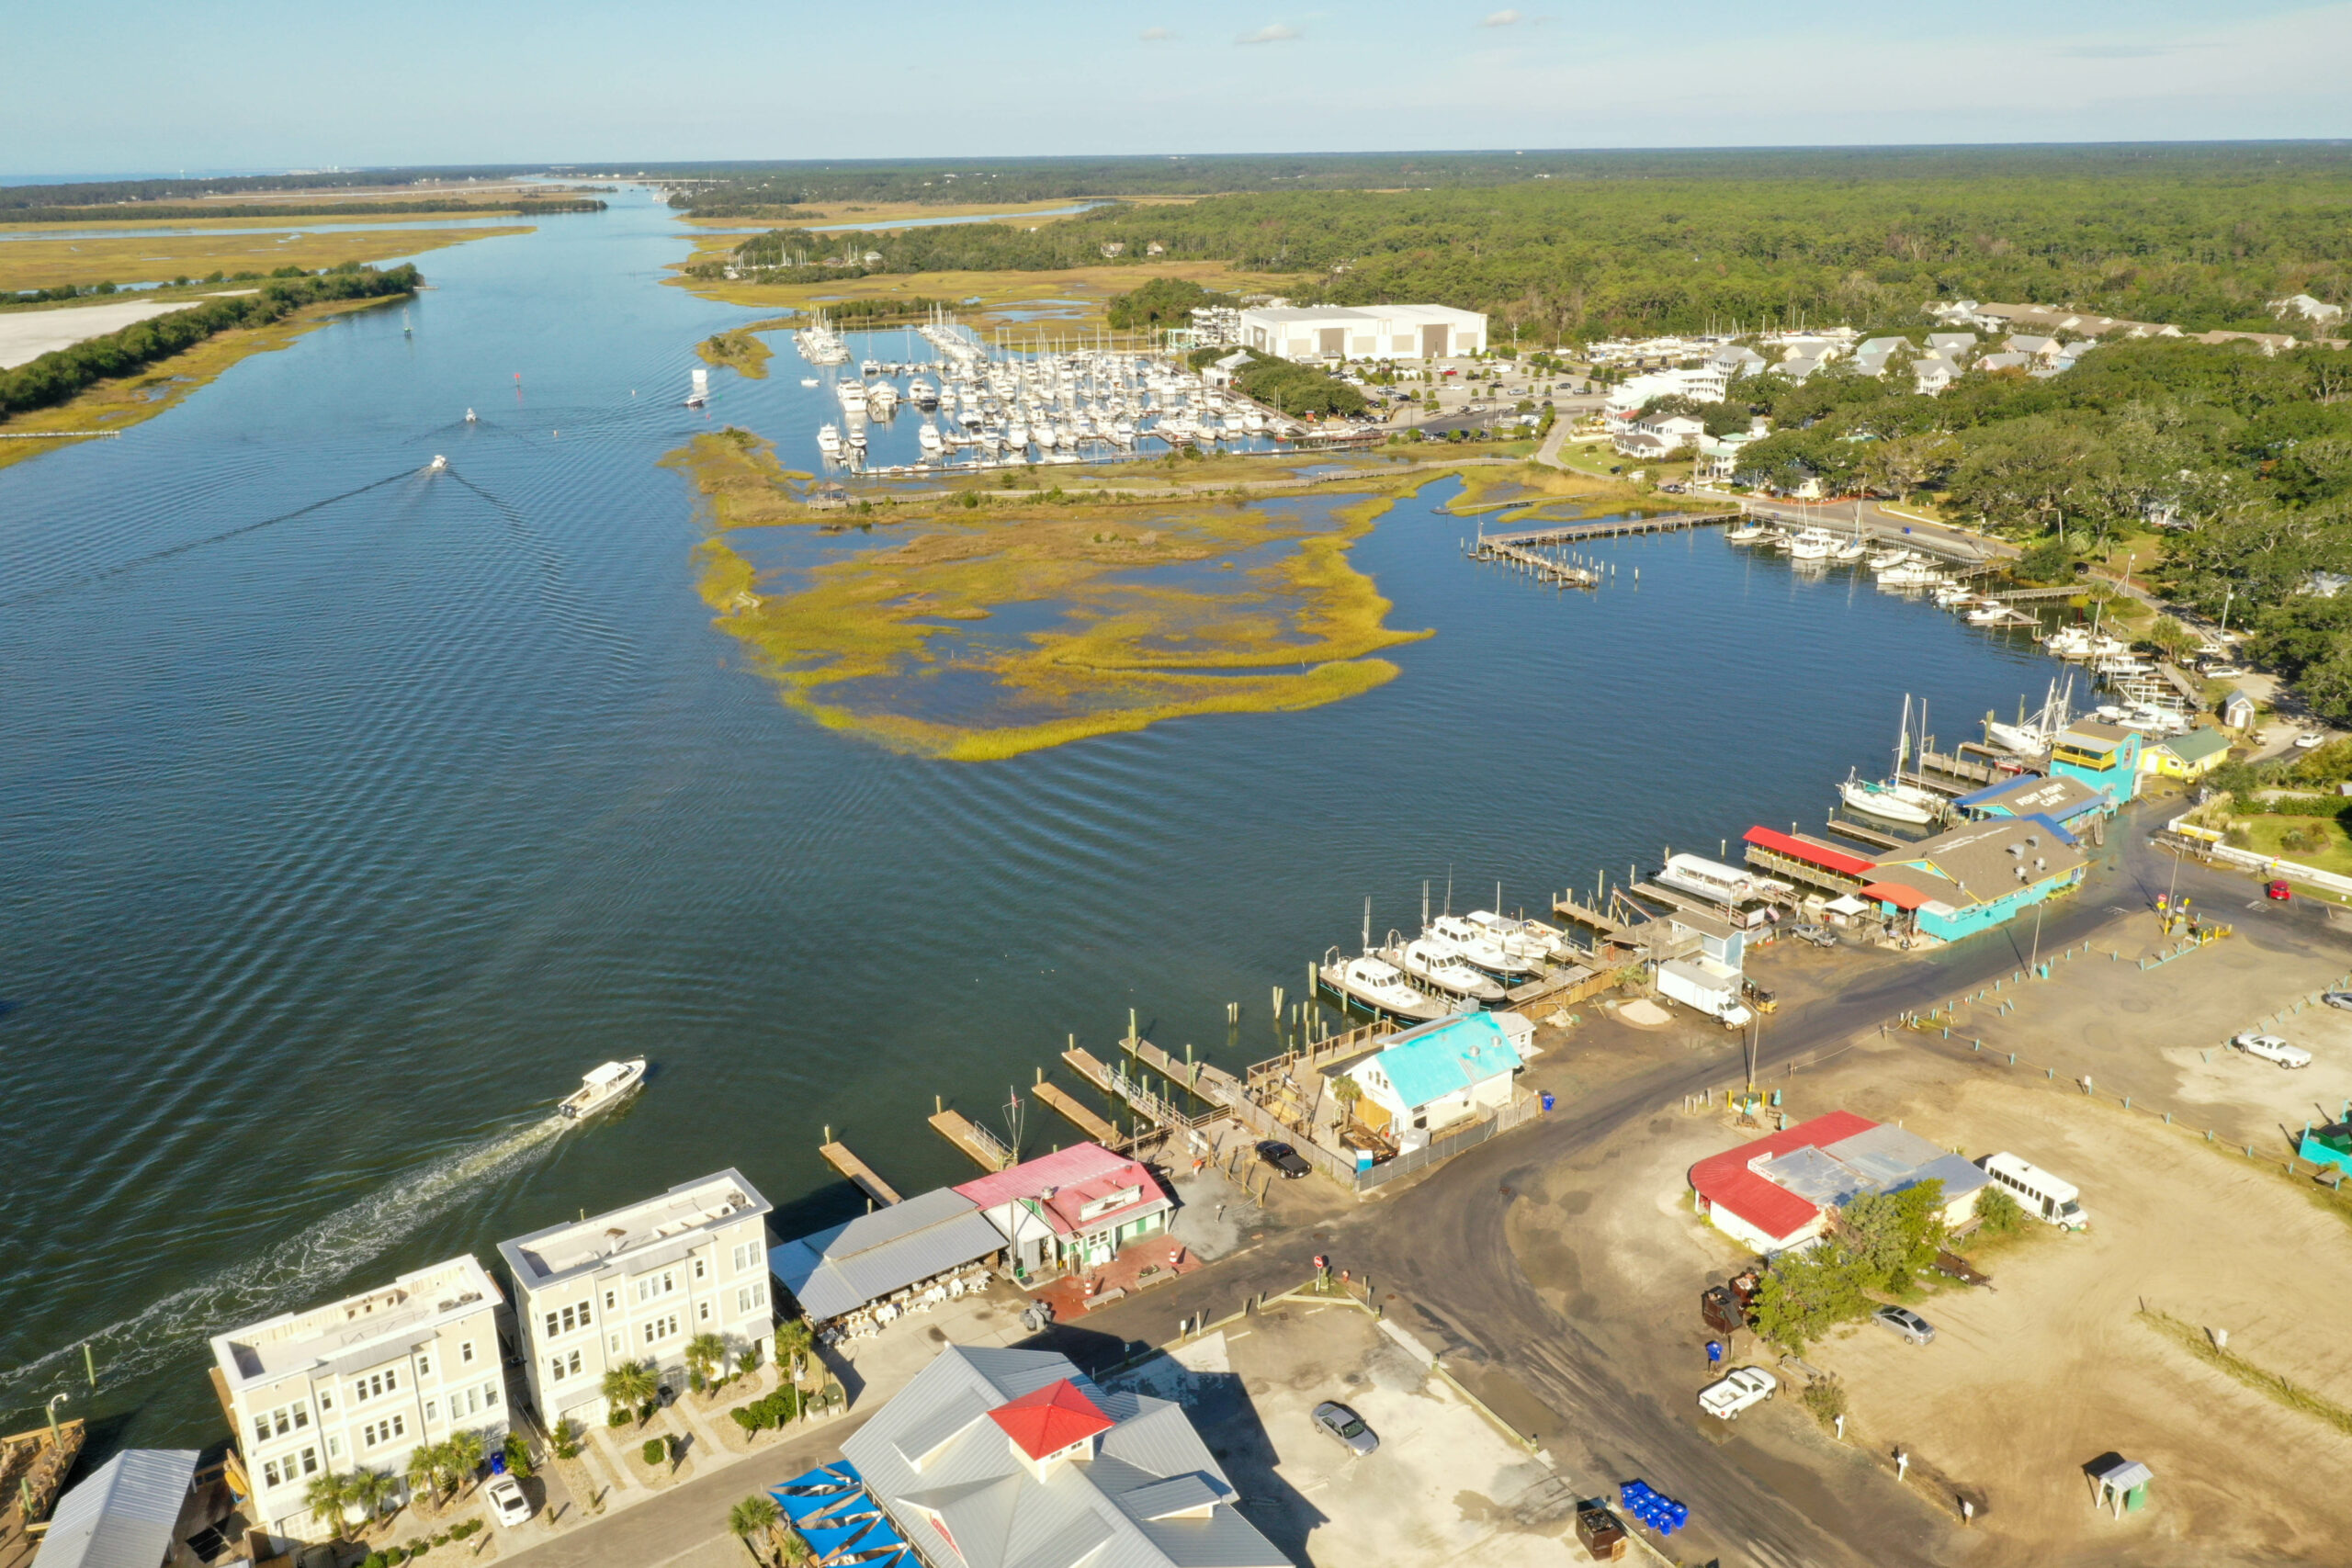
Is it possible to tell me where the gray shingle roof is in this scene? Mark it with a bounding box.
[843,1347,1290,1568]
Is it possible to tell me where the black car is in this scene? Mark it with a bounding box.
[1256,1140,1311,1179]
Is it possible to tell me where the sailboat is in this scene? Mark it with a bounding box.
[1838,695,1945,825]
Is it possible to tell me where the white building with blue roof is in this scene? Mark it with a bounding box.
[1340,1012,1530,1151]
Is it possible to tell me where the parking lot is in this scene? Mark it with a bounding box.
[1114,1301,1585,1568]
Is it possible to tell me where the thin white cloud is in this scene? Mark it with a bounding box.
[2053,42,2168,58]
[1482,8,1522,25]
[1139,26,1176,41]
[1237,23,1301,44]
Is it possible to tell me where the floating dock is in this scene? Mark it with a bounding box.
[819,1142,902,1206]
[1823,816,1904,851]
[929,1110,1014,1172]
[1476,510,1740,545]
[1123,1037,1244,1101]
[1031,1077,1120,1145]
[1063,1045,1114,1092]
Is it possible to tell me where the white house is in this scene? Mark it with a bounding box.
[1237,303,1487,361]
[1697,430,1761,479]
[498,1170,775,1430]
[1602,367,1727,422]
[1912,355,1962,395]
[1707,344,1770,379]
[1342,1012,1530,1150]
[209,1257,509,1550]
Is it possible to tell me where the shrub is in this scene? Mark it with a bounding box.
[405,1540,428,1557]
[730,1406,759,1434]
[432,1534,448,1548]
[1800,1378,1849,1431]
[502,1434,534,1481]
[689,1368,706,1394]
[382,1550,405,1565]
[1973,1185,2029,1238]
[552,1419,582,1461]
[607,1405,633,1429]
[362,1554,387,1568]
[642,1437,667,1467]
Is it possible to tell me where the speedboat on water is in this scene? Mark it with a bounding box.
[560,1058,646,1121]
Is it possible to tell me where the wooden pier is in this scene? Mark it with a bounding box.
[1123,1037,1244,1101]
[1474,538,1601,589]
[1479,510,1740,546]
[1031,1074,1120,1145]
[819,1142,901,1206]
[1063,1045,1114,1092]
[1553,896,1634,935]
[1823,816,1904,851]
[928,1109,1014,1172]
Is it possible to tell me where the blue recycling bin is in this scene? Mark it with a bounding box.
[1540,1091,1555,1111]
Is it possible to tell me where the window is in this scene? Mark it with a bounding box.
[355,1370,397,1402]
[731,1241,758,1274]
[415,1354,431,1379]
[735,1282,766,1316]
[608,1331,623,1356]
[604,1289,617,1313]
[264,1458,283,1488]
[327,1437,343,1460]
[697,1302,711,1324]
[301,1447,319,1476]
[549,1357,565,1385]
[254,1402,310,1441]
[693,1258,707,1281]
[460,1340,476,1365]
[483,1381,501,1409]
[543,1311,560,1339]
[361,1415,407,1449]
[566,1349,582,1378]
[634,1270,677,1304]
[640,1313,679,1346]
[424,1399,438,1423]
[317,1388,334,1412]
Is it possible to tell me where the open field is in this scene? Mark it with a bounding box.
[682,197,1116,230]
[670,251,1283,331]
[0,294,403,472]
[0,225,529,292]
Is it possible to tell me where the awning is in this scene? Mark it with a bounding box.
[1742,826,1876,878]
[1860,880,1934,911]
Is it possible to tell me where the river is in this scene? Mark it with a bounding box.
[0,186,2068,1447]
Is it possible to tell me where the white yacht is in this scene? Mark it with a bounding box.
[910,377,938,409]
[918,422,944,454]
[1465,909,1573,964]
[1425,914,1537,978]
[1964,601,2014,624]
[1866,546,1913,570]
[1318,950,1453,1022]
[1005,420,1031,449]
[867,380,899,413]
[428,455,447,472]
[800,378,820,388]
[1786,528,1839,560]
[1877,560,1945,588]
[1724,521,1774,544]
[559,1058,646,1122]
[817,423,842,457]
[464,408,477,423]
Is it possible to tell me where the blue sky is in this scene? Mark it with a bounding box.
[11,1,2352,174]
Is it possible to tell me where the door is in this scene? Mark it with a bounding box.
[1422,324,1448,358]
[1318,327,1346,358]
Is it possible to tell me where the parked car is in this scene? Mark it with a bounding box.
[2323,991,2352,1011]
[2233,1031,2312,1068]
[1311,1400,1379,1455]
[1871,1305,1937,1345]
[1697,1366,1777,1420]
[1256,1140,1312,1179]
[484,1474,533,1529]
[1793,924,1838,948]
[2267,878,2292,901]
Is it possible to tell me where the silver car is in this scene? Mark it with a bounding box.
[1872,1305,1936,1346]
[1311,1401,1379,1456]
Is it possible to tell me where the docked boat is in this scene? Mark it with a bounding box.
[1831,537,1867,561]
[1465,908,1576,963]
[910,377,938,409]
[800,378,820,388]
[1425,914,1538,978]
[1786,528,1838,560]
[918,421,944,454]
[867,380,899,413]
[1318,949,1453,1022]
[1965,601,2014,624]
[817,423,842,457]
[1724,521,1774,544]
[1379,936,1508,1003]
[1866,547,1913,570]
[560,1058,646,1121]
[1877,561,1945,588]
[1840,772,1939,825]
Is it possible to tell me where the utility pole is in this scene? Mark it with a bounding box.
[2030,901,2044,976]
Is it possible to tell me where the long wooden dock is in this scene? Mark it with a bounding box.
[1552,896,1633,935]
[929,1111,1013,1172]
[1063,1046,1114,1092]
[1480,509,1740,546]
[819,1142,902,1206]
[1123,1037,1244,1101]
[1032,1080,1120,1145]
[1823,816,1903,851]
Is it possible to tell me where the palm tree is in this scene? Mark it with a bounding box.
[403,1444,445,1517]
[775,1527,814,1568]
[685,1332,729,1392]
[729,1495,782,1565]
[303,1472,353,1542]
[774,1319,815,1386]
[445,1428,487,1495]
[346,1468,395,1534]
[603,1359,660,1426]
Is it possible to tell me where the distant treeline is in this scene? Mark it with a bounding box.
[661,144,2352,212]
[0,198,603,226]
[820,296,957,324]
[0,264,419,417]
[706,146,2352,338]
[0,168,542,210]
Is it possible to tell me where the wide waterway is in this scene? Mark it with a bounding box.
[0,186,2071,1447]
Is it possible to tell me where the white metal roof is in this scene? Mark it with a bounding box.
[33,1450,197,1568]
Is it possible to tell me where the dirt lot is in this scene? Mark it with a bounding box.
[1513,1025,2352,1566]
[1115,1304,1587,1568]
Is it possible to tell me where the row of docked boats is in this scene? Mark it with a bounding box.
[1317,905,1579,1021]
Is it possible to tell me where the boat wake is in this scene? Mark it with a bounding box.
[0,1113,566,1413]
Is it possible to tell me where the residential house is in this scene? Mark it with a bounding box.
[1633,412,1706,448]
[1912,355,1961,395]
[2272,293,2346,329]
[1860,817,2087,943]
[1689,1111,1990,1254]
[498,1170,775,1430]
[1199,350,1251,389]
[840,1346,1291,1568]
[1974,352,2032,373]
[1774,355,1823,383]
[1611,429,1678,461]
[2049,720,2145,803]
[1697,429,1761,480]
[2145,727,2233,780]
[953,1143,1172,1277]
[1340,1011,1527,1150]
[1926,332,1977,361]
[1707,344,1770,379]
[769,1188,1010,1325]
[209,1257,508,1548]
[1601,367,1728,422]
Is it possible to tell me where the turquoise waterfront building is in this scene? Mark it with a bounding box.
[2048,720,2144,805]
[1860,817,2087,943]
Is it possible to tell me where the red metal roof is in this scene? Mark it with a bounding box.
[1860,879,1935,911]
[951,1143,1167,1237]
[1688,1111,1879,1245]
[1742,826,1876,878]
[988,1378,1114,1461]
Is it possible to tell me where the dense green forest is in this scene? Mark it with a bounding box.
[0,264,419,416]
[716,148,2352,338]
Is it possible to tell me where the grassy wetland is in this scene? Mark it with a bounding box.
[0,225,531,294]
[662,428,1670,759]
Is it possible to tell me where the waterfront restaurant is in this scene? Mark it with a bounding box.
[953,1143,1171,1278]
[1860,817,2087,944]
[2048,720,2145,805]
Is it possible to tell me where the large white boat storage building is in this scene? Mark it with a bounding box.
[1238,304,1487,361]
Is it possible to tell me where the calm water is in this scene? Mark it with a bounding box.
[0,187,2065,1448]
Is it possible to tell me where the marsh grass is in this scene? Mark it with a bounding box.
[0,226,531,294]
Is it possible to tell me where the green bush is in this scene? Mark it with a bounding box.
[382,1549,405,1565]
[642,1437,667,1467]
[362,1554,387,1568]
[1800,1378,1849,1431]
[606,1405,633,1428]
[552,1419,583,1461]
[405,1540,427,1557]
[1973,1185,2029,1237]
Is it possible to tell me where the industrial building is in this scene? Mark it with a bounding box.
[1689,1111,1990,1254]
[1236,303,1487,361]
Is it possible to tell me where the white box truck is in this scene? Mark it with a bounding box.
[1658,957,1753,1029]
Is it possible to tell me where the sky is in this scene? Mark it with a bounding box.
[10,0,2352,175]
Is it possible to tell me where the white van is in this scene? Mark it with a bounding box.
[1979,1152,2087,1231]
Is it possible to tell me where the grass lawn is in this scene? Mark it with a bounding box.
[2230,814,2352,878]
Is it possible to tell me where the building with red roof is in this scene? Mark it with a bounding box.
[1689,1111,1990,1253]
[987,1378,1117,1465]
[953,1142,1172,1277]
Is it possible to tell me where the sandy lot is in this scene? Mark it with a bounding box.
[1518,1029,2352,1566]
[1119,1305,1584,1568]
[0,296,241,369]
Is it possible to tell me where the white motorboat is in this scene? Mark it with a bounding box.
[1318,949,1453,1022]
[860,358,882,378]
[1379,936,1508,1003]
[1465,908,1574,963]
[1426,914,1537,978]
[817,423,842,457]
[800,378,820,388]
[1866,547,1913,570]
[1786,528,1838,560]
[1985,721,2048,755]
[1006,420,1031,449]
[1724,521,1774,543]
[1965,601,2014,624]
[428,455,447,472]
[560,1058,646,1121]
[464,407,477,423]
[910,377,938,408]
[918,422,944,454]
[1840,773,1939,825]
[1877,561,1945,587]
[837,380,868,414]
[867,380,899,413]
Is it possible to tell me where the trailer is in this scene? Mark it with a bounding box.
[1657,957,1753,1029]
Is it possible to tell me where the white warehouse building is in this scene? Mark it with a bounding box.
[1238,303,1487,361]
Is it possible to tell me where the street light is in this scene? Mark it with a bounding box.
[45,1392,68,1447]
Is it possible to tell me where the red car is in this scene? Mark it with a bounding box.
[2267,879,2292,901]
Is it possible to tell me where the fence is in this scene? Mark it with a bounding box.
[2166,815,2352,899]
[1352,1092,1546,1191]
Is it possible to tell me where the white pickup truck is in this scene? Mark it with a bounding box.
[1697,1366,1777,1421]
[2233,1032,2312,1069]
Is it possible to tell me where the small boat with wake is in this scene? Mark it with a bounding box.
[560,1058,646,1122]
